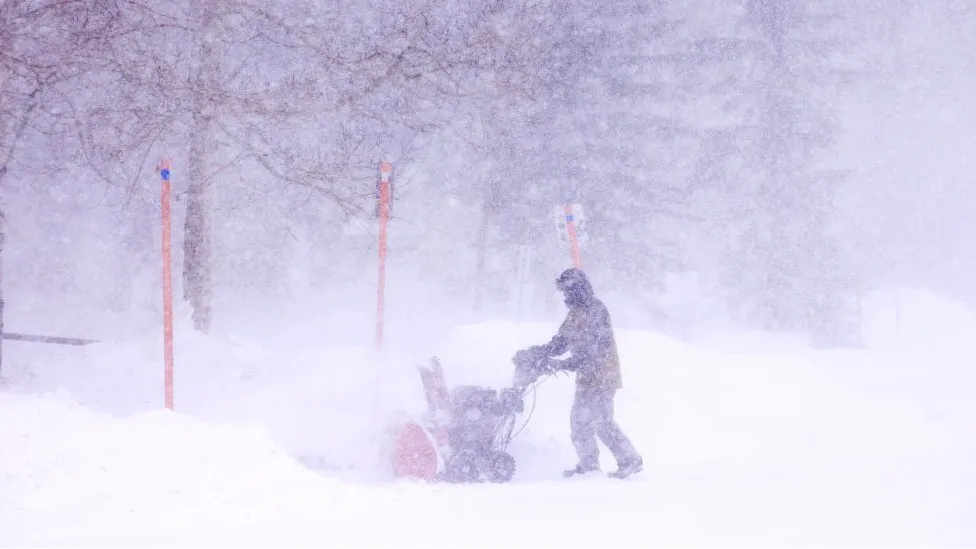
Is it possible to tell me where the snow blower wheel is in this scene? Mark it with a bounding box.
[445,449,487,483]
[486,450,516,483]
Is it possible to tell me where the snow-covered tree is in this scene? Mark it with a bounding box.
[670,0,861,340]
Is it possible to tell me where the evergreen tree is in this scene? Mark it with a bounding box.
[679,0,860,340]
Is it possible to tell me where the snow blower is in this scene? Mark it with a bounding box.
[391,347,555,483]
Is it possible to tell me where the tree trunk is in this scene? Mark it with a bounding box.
[182,3,219,334]
[473,204,489,313]
[473,168,501,313]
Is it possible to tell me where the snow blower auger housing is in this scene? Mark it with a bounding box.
[391,348,554,483]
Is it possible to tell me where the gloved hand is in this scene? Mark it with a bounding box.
[513,345,546,366]
[512,348,533,366]
[548,357,579,373]
[543,359,557,375]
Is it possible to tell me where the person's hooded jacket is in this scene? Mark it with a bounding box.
[537,268,622,390]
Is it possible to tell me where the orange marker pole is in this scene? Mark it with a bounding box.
[157,158,174,410]
[376,160,392,348]
[563,204,582,269]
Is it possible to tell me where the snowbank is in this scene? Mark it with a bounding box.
[861,285,976,351]
[0,389,358,545]
[6,325,433,480]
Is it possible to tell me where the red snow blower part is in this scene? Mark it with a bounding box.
[391,348,554,483]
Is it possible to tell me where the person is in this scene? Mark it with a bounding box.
[516,267,643,479]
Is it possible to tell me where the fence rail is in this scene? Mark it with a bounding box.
[2,332,98,346]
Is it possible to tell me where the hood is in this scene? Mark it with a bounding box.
[556,268,596,308]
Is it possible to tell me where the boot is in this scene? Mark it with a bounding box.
[608,457,643,479]
[563,462,600,478]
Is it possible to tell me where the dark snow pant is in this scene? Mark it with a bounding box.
[570,384,640,469]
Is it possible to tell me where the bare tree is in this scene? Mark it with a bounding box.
[67,0,338,333]
[0,0,122,369]
[53,0,599,331]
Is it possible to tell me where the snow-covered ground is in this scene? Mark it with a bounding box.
[2,287,974,546]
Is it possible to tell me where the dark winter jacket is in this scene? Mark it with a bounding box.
[539,270,622,390]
